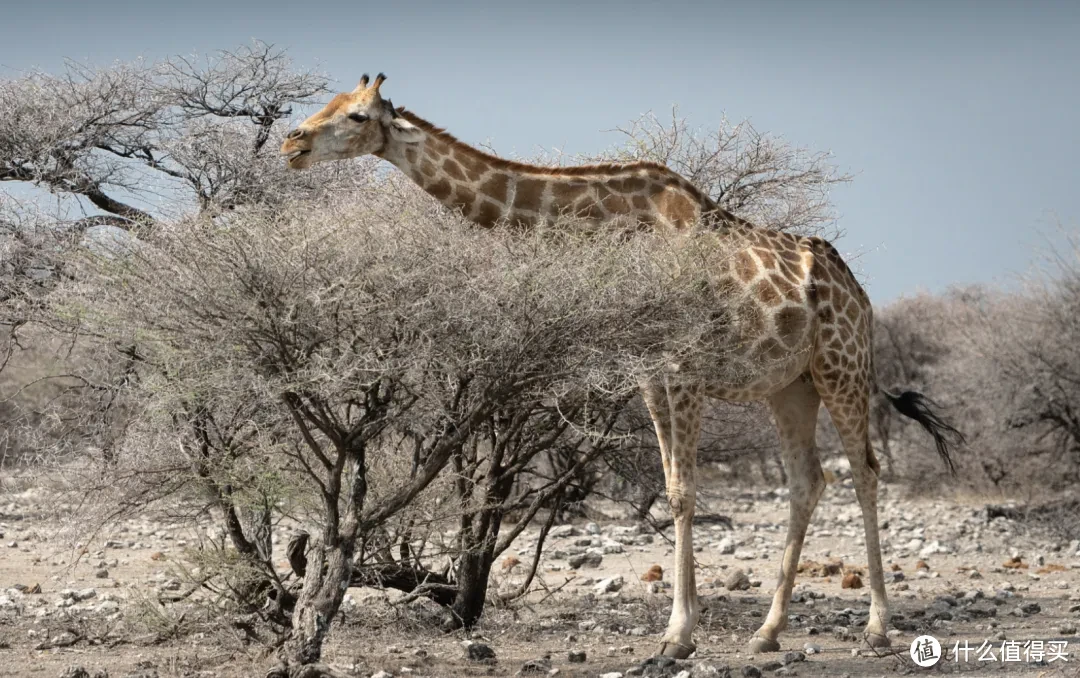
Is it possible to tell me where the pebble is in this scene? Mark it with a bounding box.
[568,552,603,569]
[463,641,496,662]
[781,651,805,665]
[841,573,863,589]
[725,569,751,591]
[519,657,552,674]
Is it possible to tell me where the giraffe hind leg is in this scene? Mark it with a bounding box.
[814,370,891,648]
[749,374,825,653]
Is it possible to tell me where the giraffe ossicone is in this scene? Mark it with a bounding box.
[281,74,964,658]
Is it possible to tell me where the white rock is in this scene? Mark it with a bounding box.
[919,540,949,558]
[595,576,625,593]
[716,537,736,555]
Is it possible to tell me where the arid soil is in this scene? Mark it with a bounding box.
[3,468,1080,678]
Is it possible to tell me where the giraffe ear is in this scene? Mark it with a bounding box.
[387,116,424,144]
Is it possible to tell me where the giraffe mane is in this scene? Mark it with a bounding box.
[396,108,722,204]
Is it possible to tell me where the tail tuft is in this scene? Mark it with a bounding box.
[885,390,965,474]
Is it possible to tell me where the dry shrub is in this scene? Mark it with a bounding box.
[33,181,761,667]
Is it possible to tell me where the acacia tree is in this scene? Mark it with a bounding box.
[0,41,336,232]
[41,180,755,673]
[0,43,374,610]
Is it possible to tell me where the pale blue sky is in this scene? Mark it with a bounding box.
[2,0,1078,303]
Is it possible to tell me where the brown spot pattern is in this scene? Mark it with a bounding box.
[734,250,759,283]
[480,174,509,204]
[514,178,545,210]
[475,201,503,228]
[442,159,466,181]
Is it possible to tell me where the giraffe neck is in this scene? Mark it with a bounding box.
[376,112,516,227]
[375,109,746,233]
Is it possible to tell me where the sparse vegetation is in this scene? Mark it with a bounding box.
[2,41,1078,678]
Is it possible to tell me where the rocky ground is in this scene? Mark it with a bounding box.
[2,468,1080,678]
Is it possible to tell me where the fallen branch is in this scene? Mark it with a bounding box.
[650,512,733,531]
[350,563,457,607]
[536,575,576,605]
[34,629,86,650]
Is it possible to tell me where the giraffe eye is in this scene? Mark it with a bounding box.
[347,113,370,123]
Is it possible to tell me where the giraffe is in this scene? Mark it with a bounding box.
[280,74,964,658]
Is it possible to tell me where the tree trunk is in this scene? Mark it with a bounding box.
[279,539,353,669]
[448,549,494,629]
[633,487,661,521]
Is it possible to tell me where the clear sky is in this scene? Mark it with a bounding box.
[2,0,1078,304]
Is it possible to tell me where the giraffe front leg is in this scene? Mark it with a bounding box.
[750,376,824,653]
[659,484,699,658]
[642,380,703,659]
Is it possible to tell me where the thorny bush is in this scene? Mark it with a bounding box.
[40,186,759,670]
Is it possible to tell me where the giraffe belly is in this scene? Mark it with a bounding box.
[702,346,813,402]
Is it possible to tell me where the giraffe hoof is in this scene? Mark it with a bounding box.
[864,632,891,649]
[658,640,696,659]
[748,636,781,653]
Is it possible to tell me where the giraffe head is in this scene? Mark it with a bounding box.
[280,73,425,170]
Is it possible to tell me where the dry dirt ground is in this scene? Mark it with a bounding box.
[3,469,1080,678]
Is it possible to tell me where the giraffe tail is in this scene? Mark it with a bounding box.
[882,390,965,474]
